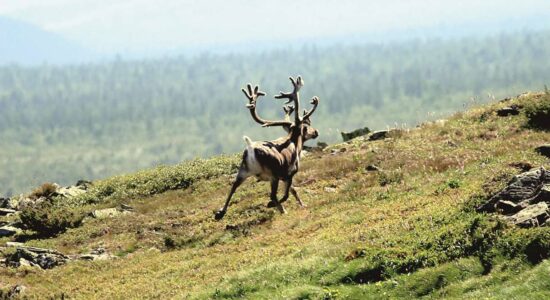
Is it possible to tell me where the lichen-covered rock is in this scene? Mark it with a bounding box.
[506,202,550,228]
[0,226,21,237]
[91,206,133,219]
[76,247,114,261]
[6,246,69,269]
[478,167,548,212]
[56,185,87,198]
[478,167,550,228]
[341,127,371,142]
[495,200,522,214]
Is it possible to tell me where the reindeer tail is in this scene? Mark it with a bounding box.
[243,136,253,148]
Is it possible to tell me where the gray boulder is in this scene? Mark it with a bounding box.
[341,127,371,142]
[91,206,133,219]
[506,202,550,228]
[6,246,68,269]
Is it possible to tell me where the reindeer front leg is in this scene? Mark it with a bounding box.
[290,186,306,207]
[278,178,306,207]
[267,178,286,214]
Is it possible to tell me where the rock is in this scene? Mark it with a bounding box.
[366,165,381,172]
[535,145,550,158]
[317,142,329,149]
[16,197,38,210]
[7,285,26,298]
[304,142,329,152]
[478,167,548,212]
[341,127,371,142]
[0,208,16,216]
[5,242,25,247]
[533,185,550,203]
[0,197,10,208]
[91,207,132,219]
[17,257,38,268]
[367,129,402,141]
[77,247,114,261]
[56,185,87,198]
[495,200,521,214]
[507,202,550,228]
[120,204,134,211]
[8,246,69,269]
[0,226,22,237]
[496,106,520,116]
[509,162,534,172]
[368,130,390,141]
[75,180,93,190]
[324,187,337,193]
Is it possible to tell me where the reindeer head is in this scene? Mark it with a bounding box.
[242,76,319,142]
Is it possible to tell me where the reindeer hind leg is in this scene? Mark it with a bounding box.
[214,166,250,220]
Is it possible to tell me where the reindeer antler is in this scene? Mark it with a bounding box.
[275,76,304,124]
[302,96,319,120]
[242,83,292,128]
[283,105,295,122]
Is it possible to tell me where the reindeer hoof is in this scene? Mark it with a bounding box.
[214,210,226,221]
[267,201,278,208]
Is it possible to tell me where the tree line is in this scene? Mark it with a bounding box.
[1,30,549,195]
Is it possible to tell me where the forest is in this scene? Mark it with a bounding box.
[1,30,550,195]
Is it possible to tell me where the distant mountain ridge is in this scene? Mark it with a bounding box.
[0,16,97,65]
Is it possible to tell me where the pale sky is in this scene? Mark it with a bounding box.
[1,0,550,54]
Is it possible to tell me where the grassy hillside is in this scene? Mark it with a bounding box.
[1,92,550,299]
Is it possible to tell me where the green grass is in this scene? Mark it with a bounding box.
[1,92,550,298]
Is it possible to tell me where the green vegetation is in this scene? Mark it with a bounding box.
[2,30,550,195]
[19,201,85,237]
[524,92,550,130]
[1,92,549,298]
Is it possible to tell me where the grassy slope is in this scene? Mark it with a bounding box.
[1,93,550,299]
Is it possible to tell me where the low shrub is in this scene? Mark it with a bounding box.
[28,182,58,200]
[71,154,240,206]
[524,94,550,130]
[19,201,85,236]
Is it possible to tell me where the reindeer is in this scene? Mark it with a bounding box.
[214,76,320,220]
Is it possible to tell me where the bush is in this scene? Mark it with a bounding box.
[28,182,58,200]
[524,94,550,130]
[19,201,85,236]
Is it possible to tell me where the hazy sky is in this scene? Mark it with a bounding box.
[2,0,550,54]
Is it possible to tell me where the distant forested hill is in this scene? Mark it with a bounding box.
[0,16,96,65]
[1,30,549,195]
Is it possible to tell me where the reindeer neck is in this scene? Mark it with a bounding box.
[289,126,304,153]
